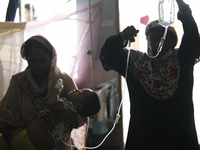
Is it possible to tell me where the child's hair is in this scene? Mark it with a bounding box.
[25,4,35,13]
[81,91,100,117]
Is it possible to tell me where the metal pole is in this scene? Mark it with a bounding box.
[19,0,22,22]
[88,0,95,90]
[115,0,124,149]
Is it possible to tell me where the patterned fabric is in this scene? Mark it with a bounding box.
[61,98,77,112]
[33,108,73,144]
[71,118,89,150]
[0,35,87,150]
[32,98,86,145]
[58,98,88,150]
[127,49,180,100]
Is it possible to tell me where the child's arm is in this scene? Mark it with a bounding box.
[10,109,80,150]
[46,79,64,111]
[46,88,60,111]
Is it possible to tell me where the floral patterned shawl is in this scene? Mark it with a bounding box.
[0,35,88,150]
[127,49,180,100]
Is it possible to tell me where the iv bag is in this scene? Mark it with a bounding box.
[158,0,175,26]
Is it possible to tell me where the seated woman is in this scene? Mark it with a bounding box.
[0,35,88,150]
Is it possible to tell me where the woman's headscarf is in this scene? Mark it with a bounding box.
[19,35,58,97]
[145,20,178,47]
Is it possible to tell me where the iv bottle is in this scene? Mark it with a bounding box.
[158,0,175,26]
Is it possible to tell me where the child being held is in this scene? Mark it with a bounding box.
[11,79,101,150]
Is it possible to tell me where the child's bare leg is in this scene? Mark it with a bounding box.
[10,119,54,150]
[26,117,54,150]
[26,109,78,150]
[10,104,78,150]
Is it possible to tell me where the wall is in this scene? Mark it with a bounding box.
[77,0,119,89]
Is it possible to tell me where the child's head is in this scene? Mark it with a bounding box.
[68,88,101,117]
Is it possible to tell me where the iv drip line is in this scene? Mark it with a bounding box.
[61,41,132,149]
[147,25,169,58]
[118,41,131,115]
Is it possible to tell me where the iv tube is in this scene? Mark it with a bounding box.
[61,41,132,149]
[147,26,168,59]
